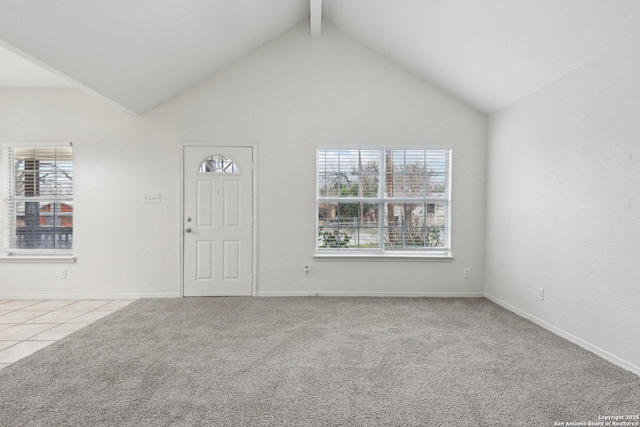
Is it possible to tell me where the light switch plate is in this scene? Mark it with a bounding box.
[144,194,161,204]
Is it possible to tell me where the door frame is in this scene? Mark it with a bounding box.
[179,141,258,297]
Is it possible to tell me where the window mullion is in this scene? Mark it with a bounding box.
[379,148,385,252]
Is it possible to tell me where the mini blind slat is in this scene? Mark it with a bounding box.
[317,149,380,198]
[385,149,448,199]
[3,147,16,251]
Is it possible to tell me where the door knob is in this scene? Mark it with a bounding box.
[185,228,192,233]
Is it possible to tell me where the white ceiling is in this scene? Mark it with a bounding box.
[0,44,75,87]
[0,0,309,113]
[1,0,639,114]
[324,0,640,113]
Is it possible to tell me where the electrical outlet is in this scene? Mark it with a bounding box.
[463,268,470,279]
[538,287,544,300]
[304,265,310,277]
[144,194,161,204]
[60,269,66,279]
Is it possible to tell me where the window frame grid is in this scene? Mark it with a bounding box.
[316,146,452,257]
[2,142,74,256]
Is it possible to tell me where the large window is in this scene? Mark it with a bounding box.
[2,143,73,255]
[317,148,451,256]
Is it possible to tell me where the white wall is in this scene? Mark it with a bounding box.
[0,21,486,298]
[486,40,640,372]
[0,90,180,298]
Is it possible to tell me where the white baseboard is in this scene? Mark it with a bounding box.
[256,291,484,297]
[485,293,640,377]
[0,292,180,299]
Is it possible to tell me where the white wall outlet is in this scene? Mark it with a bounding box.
[463,268,470,279]
[304,265,310,277]
[144,194,161,204]
[538,287,544,300]
[60,269,66,279]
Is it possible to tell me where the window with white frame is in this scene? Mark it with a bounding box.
[198,155,239,174]
[316,147,451,256]
[2,143,73,255]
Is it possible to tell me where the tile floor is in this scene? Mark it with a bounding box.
[0,299,135,371]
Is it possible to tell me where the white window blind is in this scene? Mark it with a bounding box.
[317,147,451,255]
[3,144,73,255]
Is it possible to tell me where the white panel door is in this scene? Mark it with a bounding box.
[183,146,253,296]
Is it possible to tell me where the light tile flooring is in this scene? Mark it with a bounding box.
[0,299,135,371]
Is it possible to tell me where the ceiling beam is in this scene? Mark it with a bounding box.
[310,0,322,37]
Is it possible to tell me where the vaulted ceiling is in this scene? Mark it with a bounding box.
[1,0,640,114]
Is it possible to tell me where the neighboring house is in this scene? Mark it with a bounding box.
[38,202,73,227]
[14,202,73,249]
[15,202,73,228]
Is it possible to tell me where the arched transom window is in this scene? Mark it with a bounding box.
[198,155,239,174]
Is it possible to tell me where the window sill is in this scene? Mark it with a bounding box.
[0,255,76,263]
[314,252,454,261]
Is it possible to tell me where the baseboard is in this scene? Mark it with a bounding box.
[0,292,180,299]
[257,291,484,297]
[485,293,640,377]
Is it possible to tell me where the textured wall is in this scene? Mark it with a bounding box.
[0,21,486,298]
[486,40,640,371]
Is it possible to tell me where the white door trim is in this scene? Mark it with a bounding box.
[180,141,258,297]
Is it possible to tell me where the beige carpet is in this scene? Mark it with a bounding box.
[0,297,638,426]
